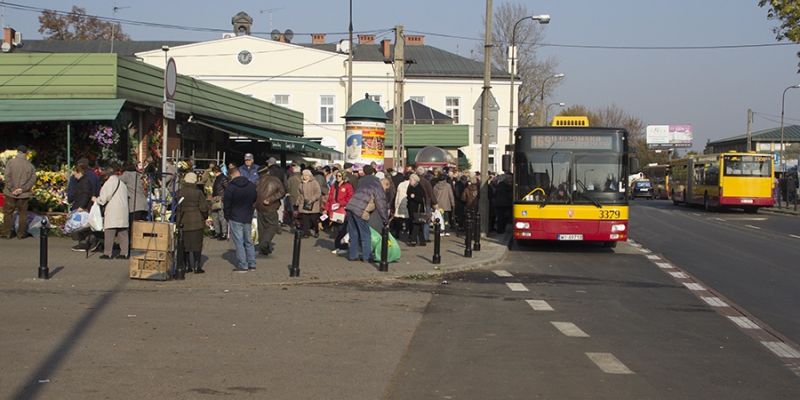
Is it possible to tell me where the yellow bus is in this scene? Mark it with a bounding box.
[507,120,631,247]
[640,164,669,199]
[668,152,773,213]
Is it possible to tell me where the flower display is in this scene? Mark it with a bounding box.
[90,125,123,166]
[30,168,70,212]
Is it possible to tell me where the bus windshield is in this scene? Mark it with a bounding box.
[723,155,771,177]
[574,153,625,203]
[516,151,571,203]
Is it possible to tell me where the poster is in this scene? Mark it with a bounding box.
[345,120,385,170]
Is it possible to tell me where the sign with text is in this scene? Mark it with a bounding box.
[646,124,693,148]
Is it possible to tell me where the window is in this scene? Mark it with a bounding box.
[445,97,460,123]
[320,95,335,123]
[368,94,382,105]
[410,96,425,104]
[273,94,289,107]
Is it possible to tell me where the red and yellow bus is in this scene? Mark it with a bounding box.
[668,152,773,213]
[507,117,631,247]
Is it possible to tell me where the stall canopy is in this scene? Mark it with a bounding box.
[195,117,340,160]
[0,99,126,122]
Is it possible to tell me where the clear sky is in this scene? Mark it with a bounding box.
[4,0,799,149]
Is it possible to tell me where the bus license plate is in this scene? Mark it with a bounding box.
[741,199,753,204]
[558,234,583,241]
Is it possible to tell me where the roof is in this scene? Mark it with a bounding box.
[385,124,469,147]
[344,95,389,121]
[18,40,193,57]
[386,99,453,124]
[0,99,125,122]
[707,125,800,145]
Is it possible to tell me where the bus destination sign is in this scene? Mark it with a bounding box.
[531,135,614,151]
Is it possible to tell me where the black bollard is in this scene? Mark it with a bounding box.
[473,210,481,251]
[38,218,50,280]
[464,210,473,258]
[174,224,186,280]
[290,222,302,277]
[432,218,441,264]
[379,223,389,272]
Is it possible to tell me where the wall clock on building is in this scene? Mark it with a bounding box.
[237,50,253,65]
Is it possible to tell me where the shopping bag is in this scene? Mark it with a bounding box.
[370,227,401,263]
[88,203,104,231]
[64,210,90,234]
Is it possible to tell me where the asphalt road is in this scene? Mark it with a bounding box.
[629,200,800,346]
[386,244,800,399]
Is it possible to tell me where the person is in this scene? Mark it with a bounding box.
[175,172,209,273]
[344,165,389,262]
[604,174,618,192]
[223,168,257,272]
[266,157,286,188]
[461,174,480,214]
[93,167,129,259]
[493,172,513,234]
[393,174,410,239]
[325,170,354,254]
[313,167,329,232]
[67,164,95,251]
[343,162,359,189]
[67,158,100,203]
[210,165,229,240]
[255,165,286,255]
[296,169,322,238]
[416,166,434,242]
[238,153,260,184]
[406,174,427,246]
[1,145,36,239]
[120,164,148,222]
[433,176,455,236]
[199,161,217,192]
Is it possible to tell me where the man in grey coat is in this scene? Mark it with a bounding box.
[2,145,36,239]
[344,165,389,262]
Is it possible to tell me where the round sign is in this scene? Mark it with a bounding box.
[164,58,177,100]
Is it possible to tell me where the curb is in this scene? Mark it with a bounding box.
[761,207,799,217]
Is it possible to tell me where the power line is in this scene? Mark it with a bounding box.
[229,53,343,91]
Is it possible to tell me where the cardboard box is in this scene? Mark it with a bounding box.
[129,250,172,281]
[132,221,173,251]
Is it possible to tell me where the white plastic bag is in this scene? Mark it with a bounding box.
[341,232,350,245]
[88,203,104,231]
[64,211,90,234]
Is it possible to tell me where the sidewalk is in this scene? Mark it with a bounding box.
[762,203,799,216]
[0,226,509,289]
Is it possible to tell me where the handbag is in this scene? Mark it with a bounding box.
[332,210,346,224]
[302,199,314,211]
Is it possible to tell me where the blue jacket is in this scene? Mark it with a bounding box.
[239,164,261,184]
[345,175,389,224]
[223,176,257,224]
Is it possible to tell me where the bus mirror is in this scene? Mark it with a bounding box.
[502,154,512,173]
[631,157,640,173]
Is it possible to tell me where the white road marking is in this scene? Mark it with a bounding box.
[762,342,800,359]
[506,282,529,292]
[715,218,726,222]
[655,262,674,269]
[551,322,590,337]
[646,254,661,260]
[728,316,761,330]
[745,224,762,230]
[493,270,513,277]
[639,248,652,254]
[669,271,688,279]
[692,213,701,216]
[683,282,705,291]
[701,296,729,307]
[526,300,554,311]
[790,234,800,239]
[585,352,635,374]
[728,217,767,221]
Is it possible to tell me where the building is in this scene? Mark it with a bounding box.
[704,125,800,170]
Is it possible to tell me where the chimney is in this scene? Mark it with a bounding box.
[311,33,326,45]
[406,35,424,46]
[381,39,391,59]
[358,34,375,44]
[2,27,16,52]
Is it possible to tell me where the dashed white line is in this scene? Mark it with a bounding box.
[655,262,674,269]
[493,270,513,277]
[669,271,688,279]
[715,217,726,222]
[506,282,529,292]
[639,248,652,254]
[745,224,762,230]
[551,322,590,338]
[683,282,705,291]
[526,300,554,311]
[646,254,661,260]
[701,296,729,307]
[585,352,635,374]
[728,316,761,330]
[762,342,800,359]
[692,213,701,216]
[790,234,800,239]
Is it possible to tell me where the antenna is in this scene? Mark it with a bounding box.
[259,7,284,31]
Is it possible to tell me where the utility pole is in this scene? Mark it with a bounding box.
[347,0,353,109]
[393,25,405,171]
[478,0,493,236]
[746,108,752,152]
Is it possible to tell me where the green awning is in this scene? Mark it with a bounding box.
[195,117,341,160]
[0,99,125,122]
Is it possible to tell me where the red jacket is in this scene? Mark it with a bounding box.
[326,181,354,218]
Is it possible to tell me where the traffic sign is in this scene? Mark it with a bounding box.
[163,101,175,120]
[164,58,177,100]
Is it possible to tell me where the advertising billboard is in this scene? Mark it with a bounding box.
[646,124,693,148]
[345,120,386,170]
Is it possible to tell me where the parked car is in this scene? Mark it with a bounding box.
[630,180,654,199]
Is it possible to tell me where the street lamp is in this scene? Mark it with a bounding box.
[508,14,551,148]
[539,73,564,126]
[780,84,800,175]
[545,102,566,126]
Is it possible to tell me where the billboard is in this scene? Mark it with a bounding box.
[646,124,693,148]
[345,120,386,170]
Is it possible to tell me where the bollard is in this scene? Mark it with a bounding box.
[174,224,186,280]
[432,218,441,264]
[473,210,481,251]
[464,210,473,258]
[38,218,50,280]
[290,222,302,277]
[379,223,389,272]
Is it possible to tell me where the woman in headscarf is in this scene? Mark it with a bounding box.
[325,170,354,253]
[296,169,322,238]
[176,172,209,273]
[406,174,427,246]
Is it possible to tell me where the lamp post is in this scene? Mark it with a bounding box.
[508,14,551,149]
[538,73,564,126]
[780,84,800,175]
[545,102,566,126]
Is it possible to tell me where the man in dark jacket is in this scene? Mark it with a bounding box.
[415,166,434,241]
[223,168,258,272]
[344,162,359,189]
[211,165,229,240]
[493,172,513,233]
[256,166,286,255]
[344,165,389,262]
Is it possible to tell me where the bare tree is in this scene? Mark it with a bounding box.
[38,6,130,41]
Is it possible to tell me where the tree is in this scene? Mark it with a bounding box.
[758,0,800,71]
[475,2,560,127]
[38,6,130,41]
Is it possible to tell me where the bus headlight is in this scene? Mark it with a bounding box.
[611,224,626,232]
[515,221,530,230]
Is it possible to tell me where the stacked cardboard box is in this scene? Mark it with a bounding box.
[129,221,174,280]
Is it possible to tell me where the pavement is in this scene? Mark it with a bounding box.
[763,203,800,216]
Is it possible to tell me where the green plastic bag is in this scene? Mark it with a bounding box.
[370,227,401,263]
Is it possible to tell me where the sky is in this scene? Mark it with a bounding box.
[4,0,800,150]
